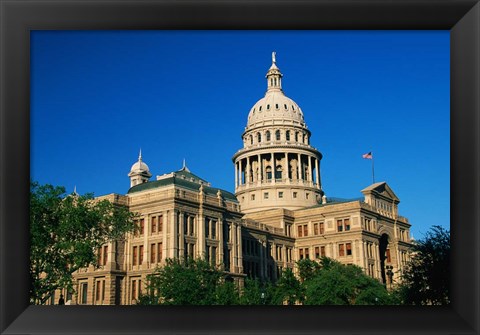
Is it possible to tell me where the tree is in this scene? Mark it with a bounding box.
[271,268,304,305]
[139,257,238,305]
[398,225,450,305]
[30,181,136,304]
[302,258,396,305]
[240,278,274,305]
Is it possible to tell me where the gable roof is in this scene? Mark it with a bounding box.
[361,182,400,202]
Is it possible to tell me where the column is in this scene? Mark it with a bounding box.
[271,152,275,183]
[197,212,205,258]
[283,152,288,181]
[315,158,320,188]
[308,155,312,183]
[179,212,185,259]
[235,161,238,187]
[257,154,262,183]
[238,160,242,186]
[232,223,238,272]
[237,225,243,273]
[246,157,251,184]
[218,217,224,266]
[297,153,302,181]
[162,211,167,262]
[359,240,365,270]
[171,210,178,259]
[374,243,380,279]
[259,240,265,279]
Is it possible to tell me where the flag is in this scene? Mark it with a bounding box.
[362,152,373,159]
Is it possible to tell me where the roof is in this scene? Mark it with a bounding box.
[127,168,238,202]
[361,181,400,202]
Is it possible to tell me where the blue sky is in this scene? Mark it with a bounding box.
[31,30,450,239]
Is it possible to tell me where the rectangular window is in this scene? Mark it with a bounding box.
[139,245,144,265]
[103,245,108,266]
[319,222,324,234]
[314,223,318,235]
[315,246,320,259]
[320,246,326,257]
[211,246,217,265]
[157,243,162,262]
[96,281,101,301]
[264,192,269,199]
[211,221,216,238]
[386,249,391,263]
[337,220,343,232]
[139,219,145,236]
[303,225,308,237]
[131,280,136,301]
[293,192,297,198]
[205,219,210,238]
[346,243,352,256]
[299,248,304,260]
[339,244,345,257]
[298,226,303,237]
[81,283,88,304]
[151,216,157,234]
[305,248,309,259]
[159,215,163,232]
[189,217,194,236]
[251,194,255,201]
[150,244,156,263]
[345,219,350,231]
[102,280,105,301]
[132,246,137,265]
[278,191,283,198]
[97,247,102,266]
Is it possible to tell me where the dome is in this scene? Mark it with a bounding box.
[129,149,150,174]
[245,52,305,129]
[247,90,304,127]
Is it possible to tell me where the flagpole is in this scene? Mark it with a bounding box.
[372,154,375,184]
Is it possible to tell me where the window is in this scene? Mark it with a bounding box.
[314,223,318,235]
[139,219,144,236]
[266,131,271,141]
[305,248,309,259]
[315,246,320,259]
[157,243,162,262]
[386,249,391,263]
[275,165,282,179]
[205,220,210,238]
[159,215,163,232]
[266,166,272,180]
[131,280,137,301]
[299,248,304,260]
[250,135,253,145]
[139,245,144,265]
[251,194,255,201]
[267,104,270,110]
[286,130,290,141]
[297,225,303,237]
[81,283,88,304]
[151,216,157,233]
[259,106,262,111]
[211,221,216,238]
[132,246,137,265]
[337,218,350,232]
[284,104,288,109]
[306,193,309,199]
[95,280,102,302]
[319,222,325,234]
[297,224,308,237]
[275,103,279,109]
[339,244,345,257]
[275,130,281,141]
[303,225,308,237]
[264,192,269,199]
[150,244,156,263]
[278,191,283,198]
[346,243,352,256]
[320,246,326,257]
[103,245,108,266]
[295,132,299,142]
[293,192,297,198]
[257,132,261,143]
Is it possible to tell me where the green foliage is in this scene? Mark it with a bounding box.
[398,225,450,305]
[302,258,397,305]
[240,278,274,305]
[296,258,321,282]
[29,181,136,304]
[271,268,304,305]
[139,257,239,305]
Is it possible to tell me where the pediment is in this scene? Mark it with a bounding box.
[361,182,400,203]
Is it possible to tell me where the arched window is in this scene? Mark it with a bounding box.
[275,104,279,109]
[275,165,283,180]
[267,104,270,110]
[275,130,281,141]
[266,166,272,180]
[266,131,271,141]
[259,106,262,112]
[257,132,261,143]
[284,104,288,110]
[250,135,253,145]
[295,132,299,142]
[286,130,290,141]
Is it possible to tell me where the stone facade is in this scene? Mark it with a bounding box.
[56,53,412,305]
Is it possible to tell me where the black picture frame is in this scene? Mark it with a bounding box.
[1,1,479,334]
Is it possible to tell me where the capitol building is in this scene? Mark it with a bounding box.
[68,53,412,305]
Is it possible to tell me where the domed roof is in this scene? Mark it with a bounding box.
[129,149,150,174]
[246,52,305,129]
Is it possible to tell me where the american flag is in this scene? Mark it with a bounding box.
[362,152,373,159]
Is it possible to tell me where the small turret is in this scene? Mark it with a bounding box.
[128,149,152,187]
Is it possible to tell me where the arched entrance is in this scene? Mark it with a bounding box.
[379,234,389,285]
